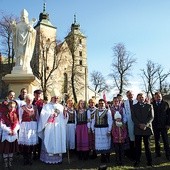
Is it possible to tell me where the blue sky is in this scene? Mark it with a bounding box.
[1,0,170,98]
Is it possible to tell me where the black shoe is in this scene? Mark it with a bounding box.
[57,161,62,165]
[134,161,140,167]
[118,161,123,166]
[91,152,97,159]
[98,165,107,170]
[101,158,106,163]
[147,162,153,167]
[166,155,170,161]
[23,159,29,166]
[33,155,38,160]
[155,153,161,157]
[100,154,106,163]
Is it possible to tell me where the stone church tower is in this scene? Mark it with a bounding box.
[31,3,88,103]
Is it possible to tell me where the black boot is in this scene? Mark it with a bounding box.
[23,154,29,165]
[8,157,13,167]
[78,151,83,160]
[84,151,89,160]
[101,154,106,163]
[28,153,33,165]
[92,150,97,159]
[3,157,8,168]
[106,153,110,163]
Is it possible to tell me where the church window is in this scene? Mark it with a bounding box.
[79,60,82,65]
[79,51,82,57]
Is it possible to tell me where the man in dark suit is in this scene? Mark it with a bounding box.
[132,93,154,167]
[152,92,170,160]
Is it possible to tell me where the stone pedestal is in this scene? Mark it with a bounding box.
[12,65,32,74]
[2,73,40,97]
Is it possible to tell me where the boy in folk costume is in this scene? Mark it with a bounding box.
[3,90,16,104]
[87,98,97,159]
[0,101,20,168]
[76,100,89,160]
[18,94,38,165]
[64,98,76,152]
[32,89,44,160]
[91,99,113,163]
[38,89,68,164]
[16,88,27,108]
[1,90,17,114]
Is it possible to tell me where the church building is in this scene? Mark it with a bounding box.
[31,3,92,103]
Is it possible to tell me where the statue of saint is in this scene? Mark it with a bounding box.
[11,9,36,73]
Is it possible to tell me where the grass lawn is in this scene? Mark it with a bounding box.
[1,135,170,170]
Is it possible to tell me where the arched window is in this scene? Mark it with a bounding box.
[79,51,82,57]
[79,60,82,65]
[79,39,82,44]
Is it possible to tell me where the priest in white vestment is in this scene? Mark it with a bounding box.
[38,92,68,164]
[124,90,137,160]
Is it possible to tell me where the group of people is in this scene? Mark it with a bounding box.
[0,89,170,168]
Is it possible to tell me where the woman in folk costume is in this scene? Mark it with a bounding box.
[91,99,113,163]
[18,94,38,165]
[110,97,127,165]
[87,98,97,159]
[0,101,20,168]
[38,89,68,164]
[0,91,15,156]
[64,98,76,151]
[76,99,89,160]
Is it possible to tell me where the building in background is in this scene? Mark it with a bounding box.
[31,3,90,103]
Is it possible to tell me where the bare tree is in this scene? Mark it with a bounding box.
[31,33,62,99]
[157,65,170,94]
[141,60,159,98]
[161,82,170,94]
[90,70,109,93]
[0,11,18,66]
[109,43,136,94]
[141,60,170,97]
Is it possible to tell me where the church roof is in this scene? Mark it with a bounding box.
[65,14,86,39]
[34,2,56,29]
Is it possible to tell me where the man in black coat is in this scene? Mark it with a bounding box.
[132,93,154,167]
[152,92,170,160]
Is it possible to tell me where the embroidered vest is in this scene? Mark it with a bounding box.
[76,110,87,124]
[88,107,96,120]
[94,109,108,127]
[22,109,37,122]
[68,109,75,124]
